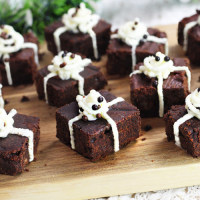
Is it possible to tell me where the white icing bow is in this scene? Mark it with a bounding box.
[62,3,100,34]
[48,51,91,80]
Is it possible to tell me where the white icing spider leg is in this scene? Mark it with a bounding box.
[107,97,124,107]
[170,66,191,91]
[157,74,164,118]
[102,112,119,152]
[68,113,83,149]
[131,45,137,71]
[21,42,39,67]
[53,27,68,54]
[43,72,57,103]
[0,84,4,108]
[88,29,98,59]
[3,54,12,85]
[71,72,85,96]
[129,70,142,77]
[173,113,193,148]
[11,127,34,162]
[8,109,17,118]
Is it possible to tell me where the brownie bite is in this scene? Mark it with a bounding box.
[0,111,40,175]
[130,52,191,118]
[106,19,167,76]
[35,51,107,107]
[0,25,39,86]
[44,3,111,60]
[164,88,200,157]
[56,90,141,161]
[178,10,200,65]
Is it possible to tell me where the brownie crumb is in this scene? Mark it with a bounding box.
[45,164,47,166]
[144,124,152,131]
[4,99,9,105]
[25,169,30,172]
[40,150,43,153]
[21,96,30,102]
[152,160,154,162]
[108,88,112,91]
[34,157,37,162]
[141,138,146,141]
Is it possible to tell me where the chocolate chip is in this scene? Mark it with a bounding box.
[21,96,30,102]
[82,115,88,121]
[70,53,75,59]
[60,62,66,68]
[198,87,200,92]
[98,96,103,103]
[143,34,148,39]
[135,22,138,25]
[155,56,160,61]
[79,107,84,112]
[152,80,158,88]
[139,39,144,45]
[4,99,9,105]
[92,104,98,110]
[144,124,152,131]
[132,27,135,30]
[164,56,170,62]
[4,58,9,62]
[96,113,102,119]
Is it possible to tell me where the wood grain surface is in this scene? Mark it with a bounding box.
[1,24,200,200]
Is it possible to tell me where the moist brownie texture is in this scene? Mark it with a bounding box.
[106,28,167,76]
[130,58,191,118]
[0,113,40,175]
[178,13,200,65]
[35,64,108,107]
[45,20,111,59]
[0,33,38,86]
[164,105,200,157]
[56,90,141,161]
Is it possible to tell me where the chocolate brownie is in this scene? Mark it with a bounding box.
[178,11,200,65]
[35,64,108,107]
[45,20,111,59]
[56,90,141,161]
[106,28,167,76]
[0,113,40,175]
[130,58,191,118]
[0,32,38,86]
[164,105,200,157]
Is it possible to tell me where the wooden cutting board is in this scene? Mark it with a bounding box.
[1,24,200,200]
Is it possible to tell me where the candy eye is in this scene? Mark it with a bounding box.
[155,56,160,62]
[164,56,170,62]
[92,104,98,110]
[132,27,135,30]
[135,22,138,25]
[98,96,103,103]
[143,34,147,39]
[79,107,84,112]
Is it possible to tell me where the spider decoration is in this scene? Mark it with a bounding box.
[130,52,191,117]
[68,90,124,152]
[0,25,38,85]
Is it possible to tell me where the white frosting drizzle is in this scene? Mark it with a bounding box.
[111,18,168,71]
[53,3,100,59]
[68,89,124,152]
[44,51,91,103]
[0,25,39,85]
[0,84,4,108]
[183,14,200,51]
[0,108,34,162]
[173,88,200,148]
[130,52,191,117]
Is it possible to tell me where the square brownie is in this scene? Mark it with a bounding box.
[56,90,141,161]
[0,113,40,175]
[106,28,167,76]
[45,19,111,59]
[164,105,200,157]
[178,11,200,65]
[0,32,38,86]
[35,64,108,107]
[130,58,191,118]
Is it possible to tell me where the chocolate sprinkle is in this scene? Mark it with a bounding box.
[82,115,88,121]
[92,104,98,110]
[98,96,103,103]
[70,53,75,59]
[96,113,102,119]
[60,62,66,68]
[143,34,148,39]
[152,80,158,88]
